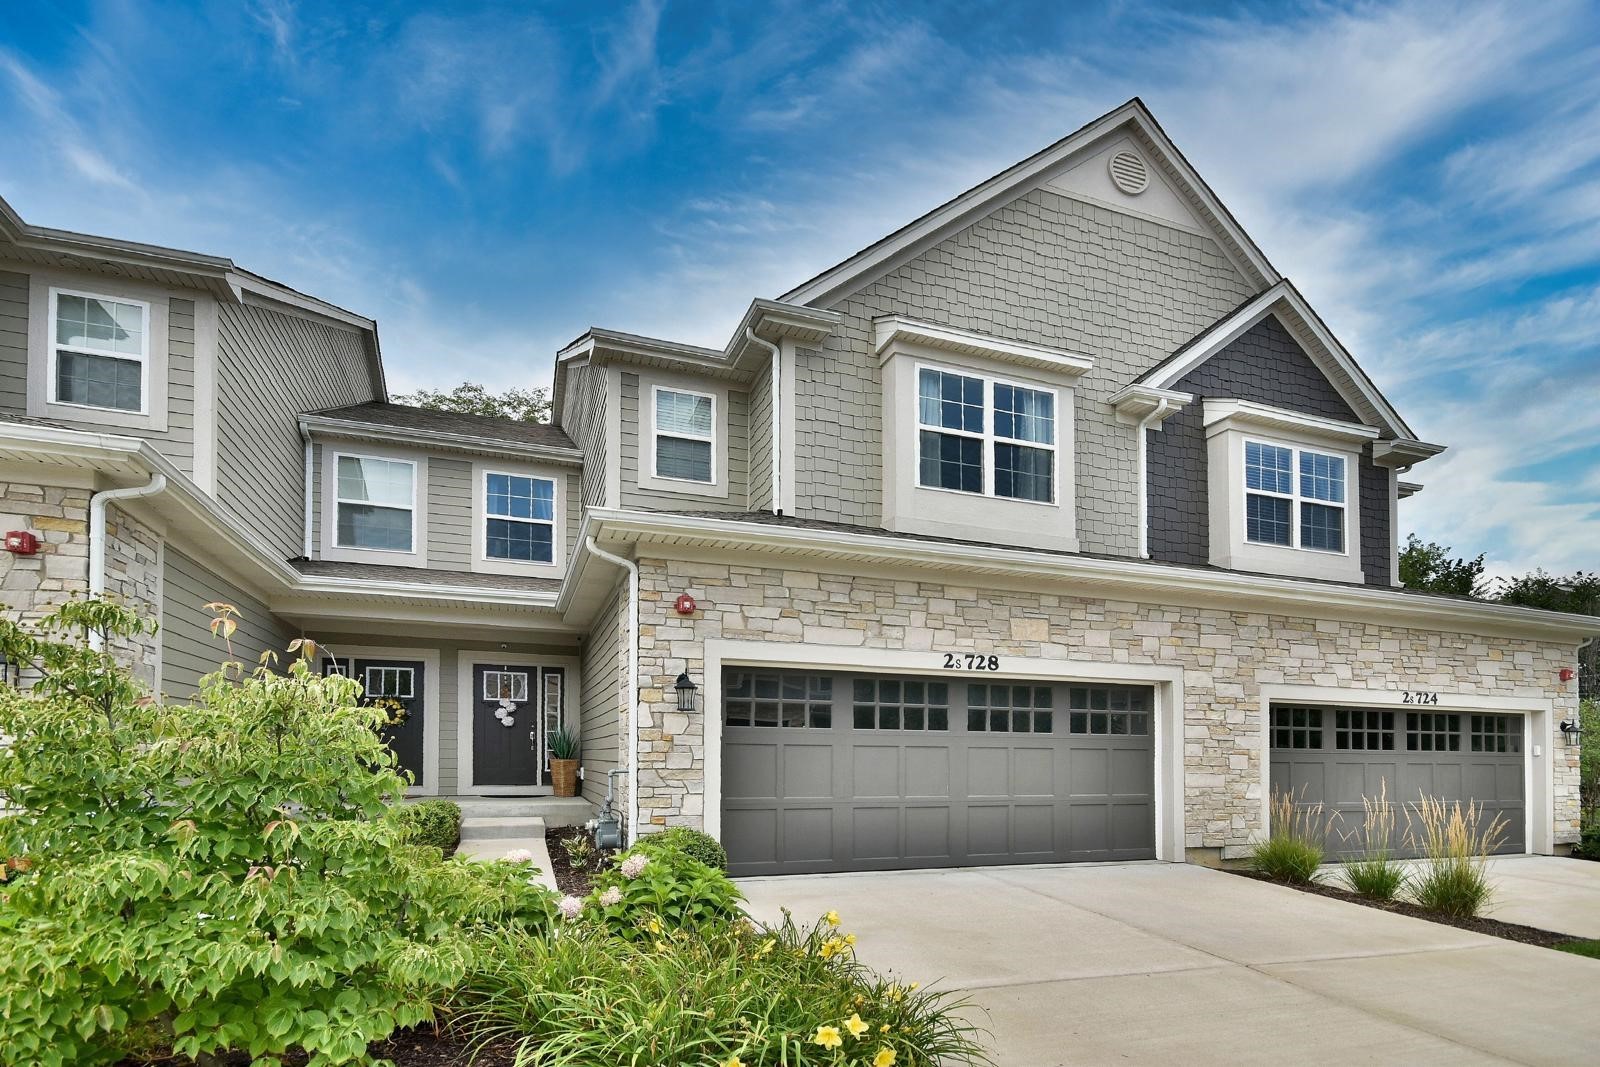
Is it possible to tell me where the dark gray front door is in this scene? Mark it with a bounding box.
[324,657,426,788]
[471,663,547,788]
[1270,706,1526,857]
[721,669,1156,876]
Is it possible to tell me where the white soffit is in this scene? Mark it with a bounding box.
[1044,136,1210,235]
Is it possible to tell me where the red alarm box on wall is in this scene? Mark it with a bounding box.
[5,531,39,555]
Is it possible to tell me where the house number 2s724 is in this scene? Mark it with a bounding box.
[1401,691,1440,705]
[943,652,1001,671]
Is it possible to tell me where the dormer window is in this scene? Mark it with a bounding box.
[1244,441,1346,552]
[916,367,1056,503]
[49,289,149,413]
[652,386,715,483]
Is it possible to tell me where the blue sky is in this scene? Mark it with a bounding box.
[3,0,1598,579]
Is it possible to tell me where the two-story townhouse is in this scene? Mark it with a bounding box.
[1,98,1592,876]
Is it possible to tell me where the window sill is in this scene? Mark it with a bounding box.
[885,506,1080,555]
[1213,543,1364,584]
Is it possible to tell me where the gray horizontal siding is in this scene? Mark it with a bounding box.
[161,547,297,698]
[618,371,749,511]
[561,363,610,509]
[579,580,626,805]
[0,271,26,415]
[428,456,472,570]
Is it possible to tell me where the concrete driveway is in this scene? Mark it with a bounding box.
[1472,856,1600,938]
[740,863,1600,1066]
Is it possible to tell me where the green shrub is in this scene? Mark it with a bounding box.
[456,911,989,1065]
[581,845,743,940]
[395,799,463,852]
[1407,794,1504,918]
[636,824,729,870]
[0,599,555,1067]
[1577,822,1600,862]
[1251,791,1325,884]
[1339,784,1406,901]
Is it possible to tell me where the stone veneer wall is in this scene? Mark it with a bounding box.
[102,504,163,688]
[630,557,1582,854]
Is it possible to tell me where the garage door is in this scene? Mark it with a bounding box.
[1270,706,1525,858]
[721,668,1156,876]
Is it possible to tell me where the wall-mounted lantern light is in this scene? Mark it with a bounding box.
[1560,718,1582,747]
[674,672,698,712]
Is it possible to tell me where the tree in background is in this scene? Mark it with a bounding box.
[395,382,551,423]
[1397,534,1487,596]
[1498,570,1600,703]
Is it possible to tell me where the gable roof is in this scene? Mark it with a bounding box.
[779,97,1280,308]
[1134,279,1427,446]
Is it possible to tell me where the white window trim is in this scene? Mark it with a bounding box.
[470,460,566,577]
[27,272,171,432]
[330,451,419,555]
[1241,438,1350,557]
[46,287,152,415]
[913,360,1060,506]
[482,469,558,565]
[649,383,718,485]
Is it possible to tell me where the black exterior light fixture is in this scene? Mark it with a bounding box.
[1560,717,1582,747]
[674,672,698,712]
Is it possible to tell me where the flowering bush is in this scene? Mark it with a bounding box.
[582,844,744,941]
[0,599,556,1066]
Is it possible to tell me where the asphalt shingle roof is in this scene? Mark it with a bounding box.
[306,402,576,451]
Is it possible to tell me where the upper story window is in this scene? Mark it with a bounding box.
[334,454,416,552]
[49,289,149,413]
[1244,441,1346,553]
[652,386,715,483]
[916,366,1056,503]
[484,472,555,564]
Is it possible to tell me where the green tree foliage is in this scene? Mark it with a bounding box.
[1497,570,1600,700]
[393,381,551,423]
[1398,534,1487,596]
[0,598,554,1066]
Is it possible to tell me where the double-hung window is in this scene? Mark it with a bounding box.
[50,289,149,413]
[335,455,416,552]
[484,472,556,563]
[917,366,1055,503]
[1244,440,1346,553]
[652,387,715,483]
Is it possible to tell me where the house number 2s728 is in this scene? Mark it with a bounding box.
[943,652,1000,671]
[1401,691,1440,705]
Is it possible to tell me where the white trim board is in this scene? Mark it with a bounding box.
[698,640,1186,863]
[456,651,581,797]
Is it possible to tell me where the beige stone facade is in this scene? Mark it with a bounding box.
[629,555,1582,857]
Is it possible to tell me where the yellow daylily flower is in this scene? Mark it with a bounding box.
[845,1013,870,1039]
[879,1023,891,1033]
[873,1048,898,1067]
[844,932,858,946]
[908,981,921,991]
[886,984,904,1002]
[722,1057,745,1067]
[645,916,664,934]
[813,1025,843,1050]
[825,910,841,927]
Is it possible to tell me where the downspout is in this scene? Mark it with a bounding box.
[746,328,782,514]
[1134,399,1172,559]
[88,473,167,649]
[300,428,315,557]
[585,536,640,846]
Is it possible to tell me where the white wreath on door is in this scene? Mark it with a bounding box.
[493,697,520,728]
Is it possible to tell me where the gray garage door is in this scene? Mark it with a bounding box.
[1270,706,1525,858]
[721,669,1156,876]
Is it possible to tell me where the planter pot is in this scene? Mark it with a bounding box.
[550,758,579,798]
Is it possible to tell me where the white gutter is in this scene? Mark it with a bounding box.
[585,536,640,846]
[301,428,315,557]
[88,473,167,649]
[1134,397,1173,559]
[745,328,782,514]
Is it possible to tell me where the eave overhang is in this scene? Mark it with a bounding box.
[1109,383,1193,426]
[873,316,1093,377]
[1372,439,1449,469]
[297,415,584,466]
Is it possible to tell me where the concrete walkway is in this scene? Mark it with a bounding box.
[739,863,1600,1066]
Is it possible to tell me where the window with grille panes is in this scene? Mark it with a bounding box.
[1334,709,1394,750]
[1469,714,1520,753]
[1067,686,1151,735]
[851,677,950,731]
[1405,712,1461,752]
[724,671,833,728]
[364,666,413,700]
[1272,706,1323,749]
[966,684,1055,733]
[483,670,529,702]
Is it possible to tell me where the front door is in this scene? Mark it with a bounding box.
[472,663,561,789]
[323,657,427,788]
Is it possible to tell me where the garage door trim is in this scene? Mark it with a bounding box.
[701,640,1187,862]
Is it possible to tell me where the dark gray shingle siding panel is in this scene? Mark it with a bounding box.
[161,547,296,698]
[1148,314,1391,585]
[0,271,26,415]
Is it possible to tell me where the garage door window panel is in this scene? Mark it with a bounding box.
[1273,706,1323,749]
[967,684,1054,733]
[1067,686,1150,736]
[725,671,832,729]
[853,677,949,731]
[1470,714,1520,753]
[1406,712,1461,752]
[1335,709,1394,750]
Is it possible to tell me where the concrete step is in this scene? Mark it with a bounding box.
[444,796,594,826]
[459,815,546,841]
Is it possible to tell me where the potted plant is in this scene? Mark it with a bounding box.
[549,727,580,798]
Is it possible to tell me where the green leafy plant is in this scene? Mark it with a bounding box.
[456,910,990,1065]
[0,600,556,1067]
[1250,790,1326,884]
[395,799,463,852]
[582,845,744,940]
[560,831,599,872]
[547,726,580,761]
[1406,793,1505,918]
[1338,783,1407,901]
[636,825,730,871]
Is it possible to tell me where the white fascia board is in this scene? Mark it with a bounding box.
[1372,438,1448,468]
[1109,383,1194,423]
[283,577,559,608]
[578,508,1600,642]
[1202,398,1380,444]
[297,416,584,466]
[1142,284,1288,390]
[873,316,1093,377]
[228,272,375,333]
[1398,480,1424,499]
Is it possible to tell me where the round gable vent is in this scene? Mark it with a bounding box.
[1108,151,1150,195]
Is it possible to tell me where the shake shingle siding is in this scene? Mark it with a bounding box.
[161,547,296,698]
[1147,314,1392,585]
[216,302,374,559]
[795,187,1256,554]
[747,363,773,511]
[0,271,27,415]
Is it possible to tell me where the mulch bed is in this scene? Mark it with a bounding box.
[545,824,609,895]
[118,1025,523,1066]
[1229,868,1587,949]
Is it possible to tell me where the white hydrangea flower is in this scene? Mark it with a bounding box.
[501,848,534,864]
[620,853,649,879]
[599,885,623,907]
[558,895,585,920]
